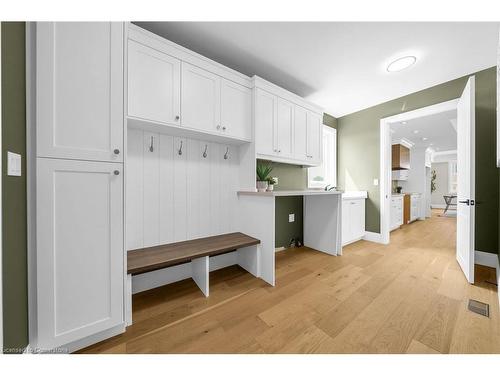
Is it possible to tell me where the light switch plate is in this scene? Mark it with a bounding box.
[289,214,295,223]
[373,178,379,186]
[7,151,22,176]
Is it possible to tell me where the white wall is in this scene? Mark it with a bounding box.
[126,128,239,250]
[431,162,449,207]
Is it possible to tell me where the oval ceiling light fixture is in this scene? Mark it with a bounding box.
[386,56,417,73]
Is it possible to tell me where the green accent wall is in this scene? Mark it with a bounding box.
[1,22,29,352]
[271,113,337,247]
[337,67,498,254]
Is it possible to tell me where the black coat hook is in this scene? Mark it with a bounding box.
[149,136,154,152]
[203,144,208,158]
[178,140,183,155]
[224,147,229,160]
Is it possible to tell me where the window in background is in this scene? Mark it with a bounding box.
[308,126,337,189]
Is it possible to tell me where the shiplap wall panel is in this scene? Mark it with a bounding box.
[126,130,239,250]
[186,139,201,239]
[126,128,144,250]
[159,134,174,244]
[198,142,212,238]
[210,142,221,235]
[173,137,188,242]
[143,132,160,247]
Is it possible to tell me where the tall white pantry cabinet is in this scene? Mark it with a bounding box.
[35,22,125,350]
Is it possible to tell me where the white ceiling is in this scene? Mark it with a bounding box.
[135,22,498,117]
[391,109,457,151]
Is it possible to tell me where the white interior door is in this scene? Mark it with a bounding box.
[456,76,475,284]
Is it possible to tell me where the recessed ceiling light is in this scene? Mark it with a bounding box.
[413,130,419,134]
[387,56,417,72]
[422,137,428,141]
[430,143,434,146]
[401,121,407,125]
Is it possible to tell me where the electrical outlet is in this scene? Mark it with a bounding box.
[7,151,22,176]
[288,213,295,223]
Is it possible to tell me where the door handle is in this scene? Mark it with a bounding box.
[458,199,475,206]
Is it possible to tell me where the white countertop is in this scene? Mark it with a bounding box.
[238,189,343,197]
[342,191,368,200]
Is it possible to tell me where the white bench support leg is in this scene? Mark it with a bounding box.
[125,274,133,326]
[237,245,260,278]
[192,256,209,297]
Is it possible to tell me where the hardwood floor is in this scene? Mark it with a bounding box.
[79,210,500,354]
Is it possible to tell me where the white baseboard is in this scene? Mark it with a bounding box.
[431,204,446,209]
[475,250,499,268]
[363,231,385,244]
[275,246,286,252]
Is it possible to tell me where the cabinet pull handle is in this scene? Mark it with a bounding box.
[175,115,180,121]
[178,140,183,156]
[203,144,208,158]
[224,147,229,160]
[113,170,120,175]
[222,126,226,131]
[149,136,154,152]
[114,149,120,155]
[216,125,221,130]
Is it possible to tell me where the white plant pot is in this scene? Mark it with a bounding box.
[256,181,268,192]
[267,184,274,191]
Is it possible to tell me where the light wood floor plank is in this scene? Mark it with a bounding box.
[79,210,500,354]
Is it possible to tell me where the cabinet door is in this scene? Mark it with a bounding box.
[128,40,181,126]
[350,199,366,240]
[181,62,221,134]
[220,79,252,140]
[36,158,123,349]
[37,22,124,162]
[294,105,308,161]
[255,89,277,156]
[306,111,322,163]
[276,98,294,158]
[341,200,352,245]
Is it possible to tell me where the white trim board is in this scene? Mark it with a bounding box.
[380,99,459,246]
[474,250,499,269]
[362,231,385,244]
[0,21,3,354]
[431,204,447,209]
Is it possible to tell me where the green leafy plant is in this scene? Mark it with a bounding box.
[256,162,273,182]
[431,169,437,193]
[267,177,277,185]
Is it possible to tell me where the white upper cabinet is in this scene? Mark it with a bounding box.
[127,40,181,126]
[276,98,294,158]
[306,111,322,163]
[181,62,221,134]
[294,106,308,160]
[220,78,252,140]
[255,88,277,156]
[36,158,124,349]
[253,77,323,166]
[37,22,124,162]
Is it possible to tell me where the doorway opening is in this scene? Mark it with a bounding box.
[379,76,476,283]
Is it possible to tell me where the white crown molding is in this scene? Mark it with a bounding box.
[391,137,414,149]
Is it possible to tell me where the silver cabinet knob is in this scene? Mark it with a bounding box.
[222,126,226,131]
[114,149,120,155]
[175,115,180,121]
[113,170,120,175]
[216,125,221,130]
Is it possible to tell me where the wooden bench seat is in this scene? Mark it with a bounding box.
[127,232,261,275]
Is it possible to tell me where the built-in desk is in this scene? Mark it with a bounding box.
[237,190,343,286]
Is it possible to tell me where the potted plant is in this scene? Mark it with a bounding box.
[256,162,273,192]
[267,177,277,191]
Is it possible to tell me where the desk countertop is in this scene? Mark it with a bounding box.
[237,190,343,197]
